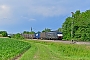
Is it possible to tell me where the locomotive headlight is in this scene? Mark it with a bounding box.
[57,34,63,36]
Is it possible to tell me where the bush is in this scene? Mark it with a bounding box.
[11,33,24,39]
[0,31,7,37]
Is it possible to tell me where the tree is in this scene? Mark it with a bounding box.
[58,28,62,32]
[62,10,90,41]
[23,31,30,34]
[42,28,51,32]
[36,31,41,33]
[12,33,24,39]
[0,31,7,37]
[23,31,35,34]
[29,31,35,34]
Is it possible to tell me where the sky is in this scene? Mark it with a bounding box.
[0,0,90,33]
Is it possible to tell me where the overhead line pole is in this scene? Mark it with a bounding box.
[71,12,74,42]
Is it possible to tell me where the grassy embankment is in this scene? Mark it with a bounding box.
[0,38,31,60]
[0,38,89,60]
[20,40,90,60]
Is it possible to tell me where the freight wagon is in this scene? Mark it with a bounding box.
[22,31,63,40]
[35,31,63,40]
[22,34,35,39]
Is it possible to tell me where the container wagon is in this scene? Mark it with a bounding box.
[35,31,63,40]
[22,34,35,39]
[46,32,58,40]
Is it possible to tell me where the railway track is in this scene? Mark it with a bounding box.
[27,39,90,45]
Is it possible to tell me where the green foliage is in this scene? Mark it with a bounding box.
[42,28,51,32]
[23,31,30,34]
[20,40,90,60]
[23,31,35,34]
[12,33,24,39]
[0,38,31,60]
[29,31,35,34]
[58,28,62,32]
[0,31,7,37]
[48,43,90,60]
[62,10,90,41]
[37,31,41,33]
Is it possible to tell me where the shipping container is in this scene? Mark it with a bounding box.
[46,32,58,39]
[40,32,46,39]
[40,32,59,40]
[22,34,35,39]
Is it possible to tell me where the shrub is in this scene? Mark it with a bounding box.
[11,33,24,39]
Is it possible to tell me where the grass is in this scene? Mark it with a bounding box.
[20,40,90,60]
[0,38,31,60]
[0,38,89,60]
[20,41,61,60]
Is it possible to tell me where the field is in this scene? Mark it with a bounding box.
[0,38,31,60]
[0,38,90,60]
[20,40,90,60]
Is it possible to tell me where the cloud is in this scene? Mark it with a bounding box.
[29,18,36,21]
[0,5,15,26]
[0,0,90,33]
[28,6,67,17]
[0,0,90,26]
[26,0,69,17]
[0,0,89,18]
[0,4,21,26]
[26,0,89,17]
[0,5,11,18]
[21,16,36,21]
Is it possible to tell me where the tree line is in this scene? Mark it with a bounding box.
[0,28,61,39]
[0,31,7,37]
[2,10,90,41]
[3,10,90,41]
[62,10,90,41]
[22,28,61,34]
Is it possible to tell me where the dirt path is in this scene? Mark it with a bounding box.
[19,41,63,60]
[15,39,90,60]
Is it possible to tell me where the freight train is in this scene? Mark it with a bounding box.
[22,31,63,40]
